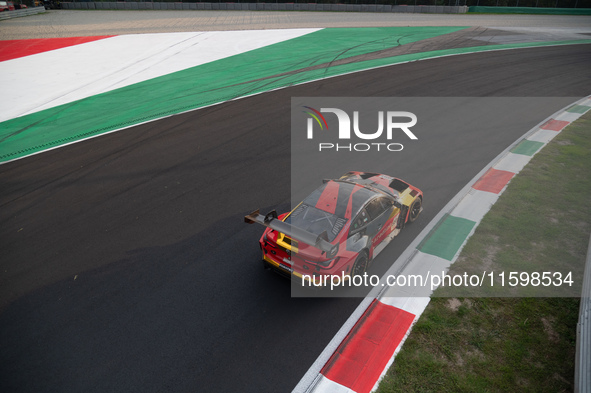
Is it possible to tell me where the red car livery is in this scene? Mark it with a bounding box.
[245,171,423,285]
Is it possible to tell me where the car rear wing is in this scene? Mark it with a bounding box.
[244,209,335,254]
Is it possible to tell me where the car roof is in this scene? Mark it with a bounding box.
[302,179,386,220]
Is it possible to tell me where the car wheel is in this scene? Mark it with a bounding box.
[352,253,369,277]
[408,197,422,223]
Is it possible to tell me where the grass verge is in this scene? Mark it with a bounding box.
[377,110,591,392]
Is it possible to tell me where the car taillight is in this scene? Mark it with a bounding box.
[263,234,276,248]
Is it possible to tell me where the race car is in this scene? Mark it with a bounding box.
[245,171,423,285]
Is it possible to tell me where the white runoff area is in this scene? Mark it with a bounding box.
[0,28,321,123]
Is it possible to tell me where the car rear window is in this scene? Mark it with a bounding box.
[286,204,347,242]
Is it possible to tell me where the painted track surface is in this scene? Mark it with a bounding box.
[1,44,590,392]
[5,26,591,164]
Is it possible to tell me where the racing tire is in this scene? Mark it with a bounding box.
[351,252,369,277]
[408,197,422,223]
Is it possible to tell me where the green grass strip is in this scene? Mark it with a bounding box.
[377,297,580,392]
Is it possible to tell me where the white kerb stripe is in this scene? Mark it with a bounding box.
[492,152,531,174]
[527,129,563,144]
[310,375,354,393]
[450,189,500,223]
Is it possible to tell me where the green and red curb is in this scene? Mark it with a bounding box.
[294,96,591,393]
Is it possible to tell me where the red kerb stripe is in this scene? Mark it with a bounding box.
[540,119,569,132]
[321,300,415,393]
[472,168,515,194]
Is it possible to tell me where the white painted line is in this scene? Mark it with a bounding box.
[576,98,591,107]
[492,151,532,174]
[310,376,353,393]
[527,128,562,144]
[399,251,450,281]
[379,268,437,303]
[451,189,500,223]
[379,296,431,317]
[554,111,584,122]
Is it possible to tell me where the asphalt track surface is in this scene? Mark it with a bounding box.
[1,44,590,392]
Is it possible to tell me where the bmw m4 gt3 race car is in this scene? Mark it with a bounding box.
[244,171,423,286]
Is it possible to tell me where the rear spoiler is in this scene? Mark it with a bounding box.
[244,209,336,255]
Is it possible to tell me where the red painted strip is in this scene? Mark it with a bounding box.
[316,181,340,215]
[321,300,415,393]
[344,184,363,219]
[0,36,114,62]
[472,168,515,194]
[540,119,569,132]
[369,174,389,187]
